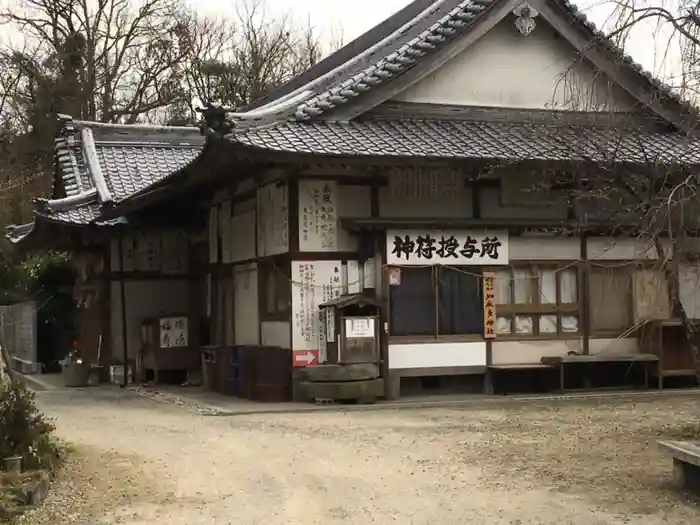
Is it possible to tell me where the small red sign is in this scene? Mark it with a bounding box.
[293,350,319,367]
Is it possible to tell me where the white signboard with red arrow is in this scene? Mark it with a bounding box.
[291,260,342,367]
[292,350,319,367]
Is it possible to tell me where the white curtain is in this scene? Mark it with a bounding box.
[560,269,577,303]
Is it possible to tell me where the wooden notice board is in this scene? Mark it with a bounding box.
[483,272,496,339]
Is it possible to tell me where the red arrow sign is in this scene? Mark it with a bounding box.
[293,350,319,367]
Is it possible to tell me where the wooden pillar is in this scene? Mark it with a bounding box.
[580,235,590,355]
[483,339,494,395]
[117,234,129,387]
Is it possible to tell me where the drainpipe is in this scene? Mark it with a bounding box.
[118,234,129,388]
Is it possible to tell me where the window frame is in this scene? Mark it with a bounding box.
[489,262,582,340]
[588,260,647,338]
[387,265,484,342]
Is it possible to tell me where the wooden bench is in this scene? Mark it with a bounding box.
[540,354,660,392]
[485,363,555,395]
[659,440,700,490]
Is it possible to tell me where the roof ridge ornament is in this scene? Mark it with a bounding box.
[512,2,538,36]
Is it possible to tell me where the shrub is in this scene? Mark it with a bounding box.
[0,380,61,471]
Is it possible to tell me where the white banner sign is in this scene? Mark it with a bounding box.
[159,317,188,348]
[386,230,509,265]
[299,180,338,252]
[291,261,342,360]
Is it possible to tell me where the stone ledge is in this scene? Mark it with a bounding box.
[299,378,384,402]
[296,363,380,383]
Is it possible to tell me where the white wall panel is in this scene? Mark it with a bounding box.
[509,237,580,260]
[389,342,486,369]
[234,264,260,345]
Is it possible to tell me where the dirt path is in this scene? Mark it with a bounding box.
[25,389,700,524]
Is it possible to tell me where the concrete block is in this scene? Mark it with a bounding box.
[300,378,384,402]
[297,363,379,383]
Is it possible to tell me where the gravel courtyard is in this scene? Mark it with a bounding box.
[18,389,700,524]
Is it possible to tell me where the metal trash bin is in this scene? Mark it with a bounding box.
[201,346,218,392]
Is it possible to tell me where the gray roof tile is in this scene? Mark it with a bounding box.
[231,119,700,164]
[96,145,201,201]
[8,117,203,243]
[291,0,697,122]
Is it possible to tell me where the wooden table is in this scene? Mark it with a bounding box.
[540,354,661,393]
[659,440,700,490]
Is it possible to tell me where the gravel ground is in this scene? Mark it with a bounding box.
[20,389,700,524]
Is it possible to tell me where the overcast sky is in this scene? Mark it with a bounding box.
[0,0,681,88]
[187,0,678,83]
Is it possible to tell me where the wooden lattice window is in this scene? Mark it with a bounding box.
[492,264,580,337]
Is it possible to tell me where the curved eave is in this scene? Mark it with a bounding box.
[96,137,222,221]
[5,215,121,251]
[218,119,700,167]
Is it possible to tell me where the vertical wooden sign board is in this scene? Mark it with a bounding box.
[482,272,497,339]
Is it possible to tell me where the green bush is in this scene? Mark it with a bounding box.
[0,380,61,471]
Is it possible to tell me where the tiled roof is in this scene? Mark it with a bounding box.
[6,117,203,244]
[293,0,494,120]
[208,0,695,130]
[48,203,101,225]
[293,0,695,122]
[54,119,93,197]
[53,117,203,206]
[97,144,201,201]
[5,203,127,245]
[230,119,700,164]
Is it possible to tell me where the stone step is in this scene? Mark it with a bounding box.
[296,363,379,383]
[299,378,384,403]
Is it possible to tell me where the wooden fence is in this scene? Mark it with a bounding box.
[0,301,39,374]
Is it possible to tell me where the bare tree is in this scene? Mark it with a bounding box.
[0,0,205,123]
[597,0,700,103]
[524,124,700,378]
[181,1,323,116]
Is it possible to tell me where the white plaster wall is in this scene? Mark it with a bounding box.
[678,263,700,319]
[261,321,291,349]
[110,279,190,360]
[389,342,486,369]
[492,337,639,364]
[393,18,634,111]
[510,236,581,260]
[492,339,580,364]
[234,264,260,345]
